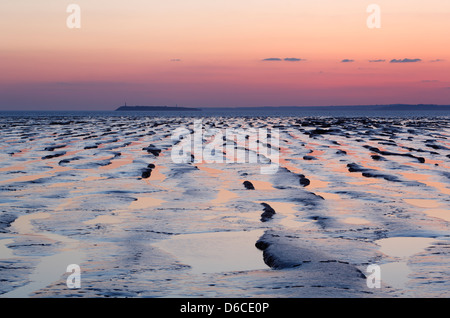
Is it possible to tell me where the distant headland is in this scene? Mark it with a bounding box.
[113,103,450,113]
[115,104,201,111]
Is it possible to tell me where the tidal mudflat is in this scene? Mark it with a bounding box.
[0,115,449,297]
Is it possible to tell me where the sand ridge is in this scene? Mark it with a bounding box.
[0,115,449,297]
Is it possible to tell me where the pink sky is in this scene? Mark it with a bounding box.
[1,0,449,110]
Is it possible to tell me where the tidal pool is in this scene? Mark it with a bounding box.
[375,236,436,290]
[153,230,267,274]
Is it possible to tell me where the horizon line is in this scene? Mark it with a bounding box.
[1,103,450,112]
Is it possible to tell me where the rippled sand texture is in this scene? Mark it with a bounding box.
[0,116,449,298]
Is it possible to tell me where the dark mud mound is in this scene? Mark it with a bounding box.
[260,203,276,222]
[243,181,255,190]
[254,230,371,295]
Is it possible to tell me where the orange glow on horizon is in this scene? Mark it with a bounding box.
[1,0,449,109]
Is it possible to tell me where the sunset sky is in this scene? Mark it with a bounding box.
[1,0,449,110]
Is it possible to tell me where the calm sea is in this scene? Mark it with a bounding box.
[0,107,449,118]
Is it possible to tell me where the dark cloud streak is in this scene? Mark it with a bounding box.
[262,58,282,61]
[390,58,422,63]
[262,57,305,62]
[284,58,305,62]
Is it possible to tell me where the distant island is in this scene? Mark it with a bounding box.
[115,105,201,111]
[114,104,450,113]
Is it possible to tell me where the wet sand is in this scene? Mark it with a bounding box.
[0,115,449,298]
